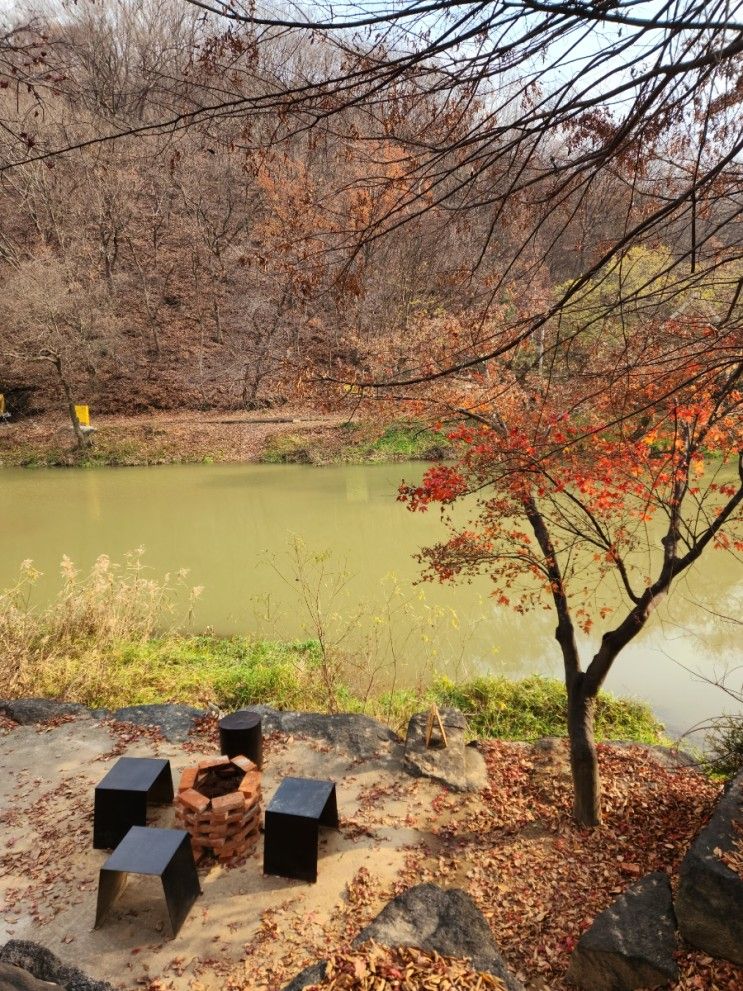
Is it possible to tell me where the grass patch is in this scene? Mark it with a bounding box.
[260,434,314,464]
[1,438,177,468]
[430,674,664,744]
[0,430,184,468]
[363,423,451,461]
[33,634,325,710]
[4,417,449,468]
[259,420,451,465]
[1,631,664,744]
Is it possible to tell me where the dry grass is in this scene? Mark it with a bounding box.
[0,550,200,699]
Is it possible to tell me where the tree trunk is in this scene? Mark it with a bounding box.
[567,675,601,827]
[212,296,223,344]
[44,351,88,453]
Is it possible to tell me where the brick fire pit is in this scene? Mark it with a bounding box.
[175,755,261,863]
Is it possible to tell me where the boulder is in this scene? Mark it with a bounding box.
[280,962,329,991]
[243,706,400,760]
[567,872,678,990]
[0,943,112,991]
[403,708,488,791]
[607,741,699,771]
[675,769,743,964]
[355,884,522,991]
[111,703,205,742]
[0,699,90,725]
[0,962,62,991]
[281,883,522,991]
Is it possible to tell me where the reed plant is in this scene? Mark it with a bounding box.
[0,550,202,700]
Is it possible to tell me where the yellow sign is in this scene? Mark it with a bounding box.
[0,394,5,415]
[75,404,90,427]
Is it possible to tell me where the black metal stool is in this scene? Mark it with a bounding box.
[263,777,338,883]
[94,826,201,938]
[94,757,174,849]
[219,711,262,768]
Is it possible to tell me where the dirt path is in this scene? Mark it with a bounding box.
[0,408,351,466]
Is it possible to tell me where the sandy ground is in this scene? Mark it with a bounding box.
[0,715,445,991]
[2,717,741,991]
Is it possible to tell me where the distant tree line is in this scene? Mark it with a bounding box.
[2,0,740,419]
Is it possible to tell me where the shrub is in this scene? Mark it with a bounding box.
[261,434,313,463]
[706,715,743,778]
[0,551,201,699]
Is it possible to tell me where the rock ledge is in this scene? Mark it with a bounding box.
[567,871,678,990]
[282,883,523,991]
[675,769,743,964]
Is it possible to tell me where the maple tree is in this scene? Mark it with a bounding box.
[398,296,742,826]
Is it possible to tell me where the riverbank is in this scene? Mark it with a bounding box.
[0,409,450,467]
[1,627,664,745]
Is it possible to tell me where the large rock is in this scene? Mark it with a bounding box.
[281,883,523,991]
[280,962,328,991]
[567,872,678,990]
[403,708,487,791]
[675,769,743,964]
[0,962,62,991]
[0,943,112,991]
[243,706,400,760]
[355,884,522,991]
[0,699,90,725]
[112,703,205,742]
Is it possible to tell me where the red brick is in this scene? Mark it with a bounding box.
[212,792,244,813]
[179,788,210,813]
[198,755,231,771]
[230,755,258,773]
[178,766,199,792]
[238,772,261,795]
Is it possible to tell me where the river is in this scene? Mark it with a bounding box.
[1,462,740,736]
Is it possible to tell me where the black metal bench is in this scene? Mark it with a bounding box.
[93,757,174,849]
[94,826,200,938]
[263,777,338,883]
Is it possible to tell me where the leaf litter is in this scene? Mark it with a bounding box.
[307,943,507,991]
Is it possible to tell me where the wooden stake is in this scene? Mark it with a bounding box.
[425,704,448,748]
